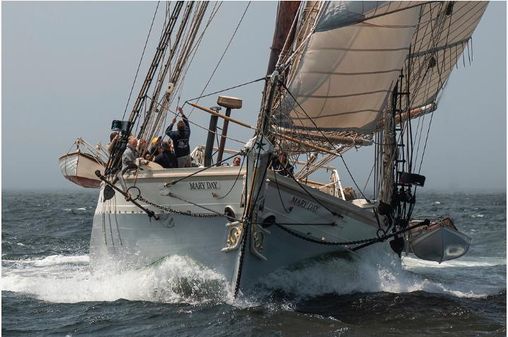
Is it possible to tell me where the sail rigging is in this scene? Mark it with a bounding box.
[55,2,489,295]
[264,1,487,155]
[106,2,215,173]
[403,2,488,112]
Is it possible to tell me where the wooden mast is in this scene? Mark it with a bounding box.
[258,1,300,135]
[265,1,301,76]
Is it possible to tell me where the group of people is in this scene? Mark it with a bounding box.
[109,106,295,176]
[108,107,192,174]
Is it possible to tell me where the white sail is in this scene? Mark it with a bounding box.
[405,2,488,111]
[282,2,420,133]
[279,1,488,138]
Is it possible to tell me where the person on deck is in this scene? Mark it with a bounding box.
[137,138,148,156]
[165,107,191,167]
[270,152,294,177]
[232,156,241,167]
[122,136,139,174]
[154,141,178,169]
[146,136,162,160]
[107,132,119,154]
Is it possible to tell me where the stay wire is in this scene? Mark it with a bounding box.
[287,170,341,218]
[216,159,245,200]
[172,2,223,104]
[188,1,251,116]
[279,81,371,202]
[163,106,247,145]
[184,77,266,104]
[168,150,244,186]
[272,167,292,214]
[123,2,161,120]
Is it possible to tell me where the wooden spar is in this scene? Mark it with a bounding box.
[276,128,373,146]
[272,132,342,157]
[395,103,437,124]
[187,102,255,130]
[266,1,301,75]
[377,103,437,129]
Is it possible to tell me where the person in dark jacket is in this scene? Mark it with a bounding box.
[270,152,294,177]
[154,141,178,169]
[165,107,191,167]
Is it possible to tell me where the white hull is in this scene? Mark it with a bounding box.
[90,166,384,292]
[59,151,104,188]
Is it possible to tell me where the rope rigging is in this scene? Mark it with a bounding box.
[122,1,161,120]
[188,1,252,117]
[278,81,371,202]
[138,2,209,143]
[106,2,185,175]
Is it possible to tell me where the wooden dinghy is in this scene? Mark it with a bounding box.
[59,138,109,188]
[59,151,104,188]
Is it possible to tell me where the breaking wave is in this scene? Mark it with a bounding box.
[2,249,503,305]
[256,246,501,299]
[2,255,232,304]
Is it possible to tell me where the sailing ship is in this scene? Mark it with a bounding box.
[59,1,487,296]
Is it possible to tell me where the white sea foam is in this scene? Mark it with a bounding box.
[33,255,90,267]
[259,246,427,296]
[2,255,232,304]
[402,256,506,269]
[258,246,500,299]
[63,207,87,212]
[2,250,502,304]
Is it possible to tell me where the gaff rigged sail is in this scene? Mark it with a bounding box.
[278,1,488,139]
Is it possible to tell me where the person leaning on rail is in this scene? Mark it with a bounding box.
[165,107,191,168]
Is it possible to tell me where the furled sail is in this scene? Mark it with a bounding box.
[276,1,488,141]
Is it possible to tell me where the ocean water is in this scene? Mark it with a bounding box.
[2,191,505,336]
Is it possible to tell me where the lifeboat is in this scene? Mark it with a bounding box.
[406,217,471,263]
[58,138,107,188]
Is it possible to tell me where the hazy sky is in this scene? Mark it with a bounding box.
[2,1,506,193]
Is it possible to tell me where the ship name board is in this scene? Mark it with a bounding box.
[189,181,220,190]
[290,196,320,214]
